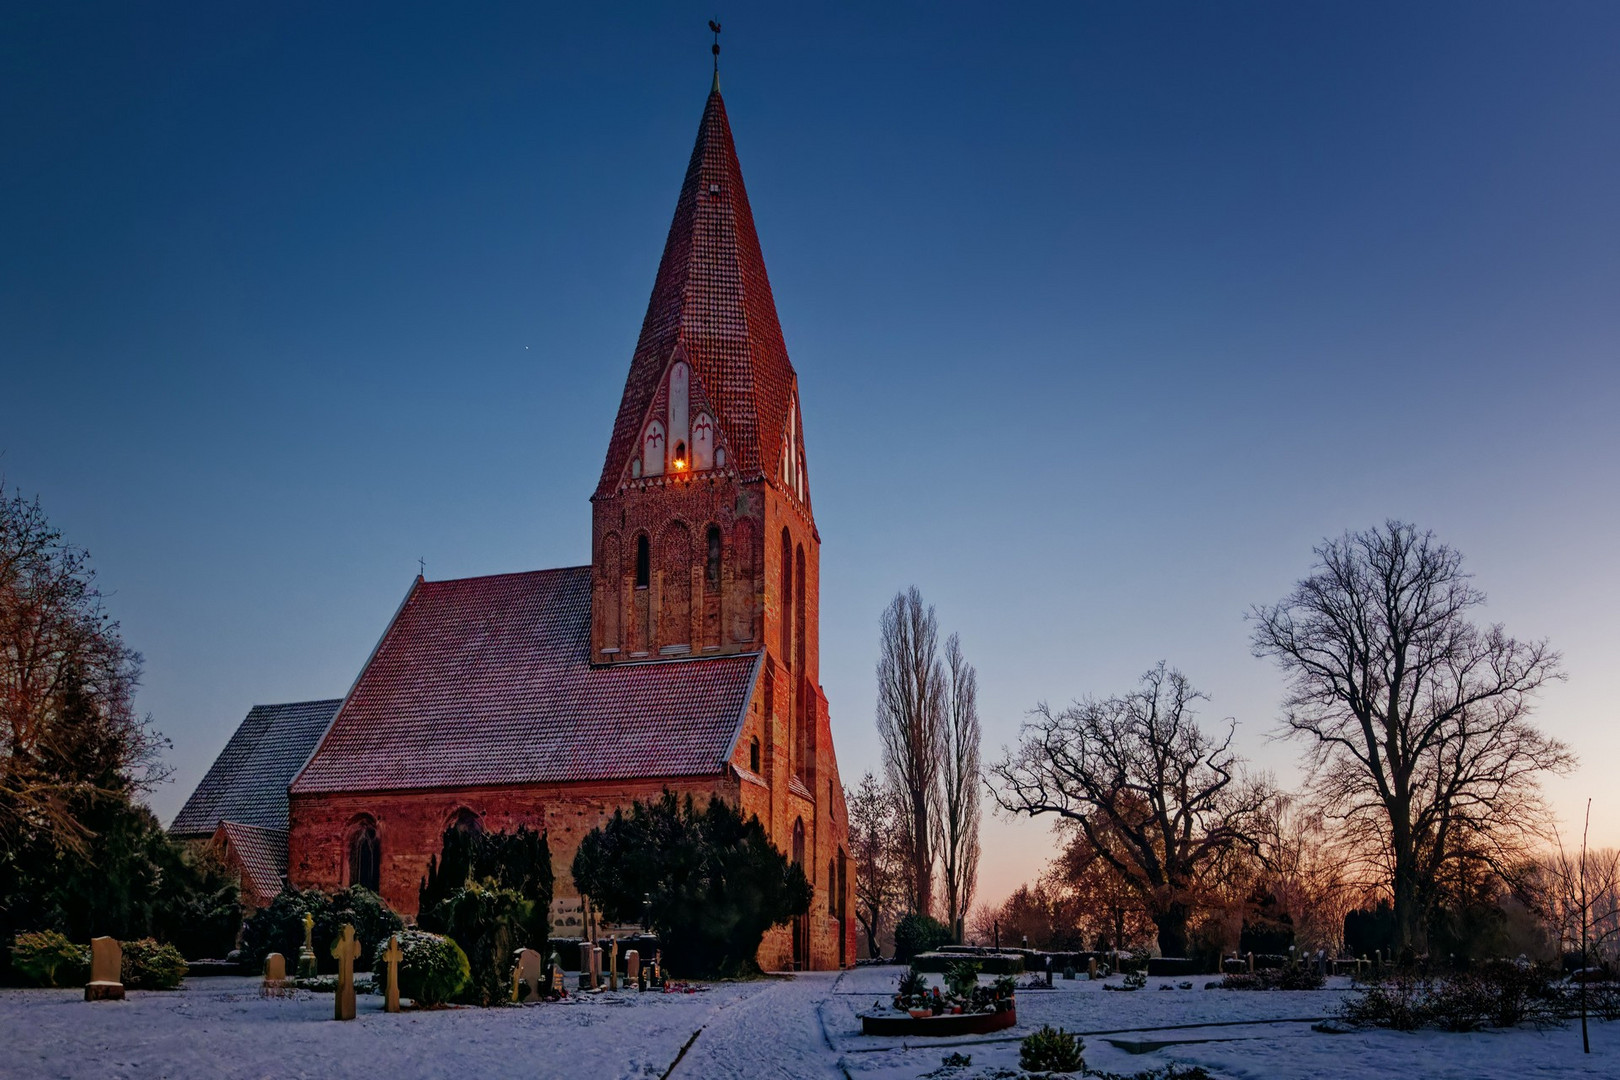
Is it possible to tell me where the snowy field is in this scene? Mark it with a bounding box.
[0,967,1614,1080]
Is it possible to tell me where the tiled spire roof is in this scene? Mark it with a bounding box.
[596,84,797,495]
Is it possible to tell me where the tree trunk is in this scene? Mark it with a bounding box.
[1390,816,1427,959]
[1155,901,1190,958]
[913,791,932,918]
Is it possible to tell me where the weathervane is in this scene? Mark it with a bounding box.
[709,18,722,73]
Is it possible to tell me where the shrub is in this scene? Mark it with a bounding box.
[1020,1025,1085,1073]
[122,938,187,989]
[315,886,403,973]
[241,886,403,974]
[896,966,928,999]
[893,913,952,963]
[417,826,551,1004]
[572,792,807,978]
[379,930,470,1006]
[9,931,89,987]
[1342,963,1561,1031]
[427,883,535,1005]
[944,958,981,1000]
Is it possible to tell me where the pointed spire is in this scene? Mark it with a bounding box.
[597,77,799,498]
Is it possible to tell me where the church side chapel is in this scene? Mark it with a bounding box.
[172,74,855,971]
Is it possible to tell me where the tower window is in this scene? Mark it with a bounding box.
[706,525,722,587]
[635,534,650,589]
[672,441,687,470]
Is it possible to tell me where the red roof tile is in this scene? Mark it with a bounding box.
[216,821,288,908]
[290,568,760,795]
[596,85,799,496]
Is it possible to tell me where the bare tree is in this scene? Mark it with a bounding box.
[1545,803,1620,1054]
[877,587,944,917]
[1,481,166,853]
[846,772,906,958]
[936,633,981,941]
[991,662,1273,957]
[1250,521,1572,955]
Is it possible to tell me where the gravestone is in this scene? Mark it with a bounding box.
[1045,955,1054,987]
[298,912,318,978]
[608,940,619,991]
[1246,952,1255,974]
[331,923,361,1021]
[84,937,125,1001]
[578,941,595,990]
[1087,956,1098,980]
[591,945,603,990]
[514,948,543,1003]
[626,949,640,988]
[261,952,290,998]
[381,934,403,1013]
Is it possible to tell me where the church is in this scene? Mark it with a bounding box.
[172,73,855,971]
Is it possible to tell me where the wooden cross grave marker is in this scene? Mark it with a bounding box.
[331,923,361,1021]
[382,933,403,1013]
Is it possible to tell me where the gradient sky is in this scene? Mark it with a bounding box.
[4,3,1617,910]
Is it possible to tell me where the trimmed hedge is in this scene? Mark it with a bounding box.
[894,914,952,963]
[912,951,1024,975]
[9,931,89,987]
[122,938,188,989]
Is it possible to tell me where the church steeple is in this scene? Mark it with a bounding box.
[591,77,817,687]
[596,82,804,505]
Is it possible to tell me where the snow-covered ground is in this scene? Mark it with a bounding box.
[1,967,1614,1079]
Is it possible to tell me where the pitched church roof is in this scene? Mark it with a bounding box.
[170,698,340,837]
[597,83,798,495]
[290,568,760,795]
[213,821,289,907]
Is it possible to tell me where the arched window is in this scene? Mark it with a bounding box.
[749,736,761,774]
[348,818,381,894]
[448,808,482,836]
[635,535,650,589]
[829,859,837,911]
[705,525,722,588]
[672,440,688,470]
[792,817,806,867]
[780,528,794,662]
[794,544,806,674]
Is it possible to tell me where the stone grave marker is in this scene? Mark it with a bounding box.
[261,952,290,998]
[514,948,543,1003]
[1246,951,1255,974]
[626,949,640,988]
[382,934,403,1013]
[591,945,603,990]
[84,937,125,1001]
[578,941,595,990]
[298,912,318,978]
[608,940,619,991]
[331,923,361,1021]
[1087,956,1098,980]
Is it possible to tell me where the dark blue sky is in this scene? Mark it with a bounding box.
[5,3,1617,899]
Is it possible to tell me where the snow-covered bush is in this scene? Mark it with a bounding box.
[1019,1024,1084,1073]
[9,931,88,986]
[381,930,469,1006]
[122,938,187,989]
[1217,966,1325,991]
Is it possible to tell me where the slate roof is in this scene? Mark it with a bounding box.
[170,699,340,837]
[290,567,761,795]
[216,822,288,907]
[596,83,800,496]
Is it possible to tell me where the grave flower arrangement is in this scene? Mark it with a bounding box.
[889,963,1016,1016]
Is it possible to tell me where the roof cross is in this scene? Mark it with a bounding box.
[709,19,721,74]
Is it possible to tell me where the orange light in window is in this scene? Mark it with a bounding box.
[673,458,687,471]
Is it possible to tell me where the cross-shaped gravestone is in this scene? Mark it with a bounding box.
[298,912,318,977]
[331,923,361,1020]
[381,934,403,1013]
